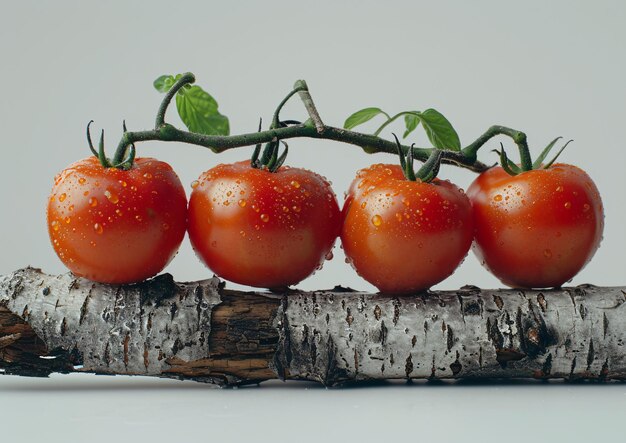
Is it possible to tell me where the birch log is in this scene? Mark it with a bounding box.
[1,267,625,386]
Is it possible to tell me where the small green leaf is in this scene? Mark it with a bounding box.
[154,75,175,93]
[418,109,461,151]
[403,113,420,138]
[532,136,562,169]
[175,85,230,136]
[344,107,386,130]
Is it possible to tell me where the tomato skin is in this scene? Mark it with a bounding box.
[467,164,603,288]
[47,157,187,284]
[341,164,474,294]
[188,161,341,289]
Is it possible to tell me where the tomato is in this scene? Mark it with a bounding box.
[341,164,474,294]
[467,164,603,288]
[188,161,341,289]
[47,157,187,284]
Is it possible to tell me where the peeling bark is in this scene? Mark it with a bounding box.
[2,267,626,386]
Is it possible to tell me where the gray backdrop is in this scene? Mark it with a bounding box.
[1,1,624,441]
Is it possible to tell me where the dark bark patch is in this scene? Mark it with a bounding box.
[392,298,401,326]
[374,304,381,321]
[446,325,454,352]
[78,289,92,325]
[405,354,414,377]
[495,348,526,366]
[493,294,504,310]
[579,304,588,320]
[411,335,417,348]
[603,313,609,339]
[450,351,462,376]
[380,320,388,346]
[345,307,353,327]
[123,333,130,368]
[537,293,547,312]
[42,287,50,296]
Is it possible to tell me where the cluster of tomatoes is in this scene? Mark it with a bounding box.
[47,152,603,293]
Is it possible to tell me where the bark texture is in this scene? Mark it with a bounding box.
[1,267,625,386]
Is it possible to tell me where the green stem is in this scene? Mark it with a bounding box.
[462,125,531,170]
[271,85,306,129]
[374,111,419,137]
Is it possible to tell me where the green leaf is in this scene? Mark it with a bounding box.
[344,107,386,130]
[417,108,461,151]
[403,113,420,138]
[154,75,175,93]
[175,85,230,136]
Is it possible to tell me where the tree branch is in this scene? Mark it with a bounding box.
[3,268,622,386]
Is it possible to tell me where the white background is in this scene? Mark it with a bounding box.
[1,1,625,441]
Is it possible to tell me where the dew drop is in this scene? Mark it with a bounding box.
[51,220,60,231]
[135,215,143,222]
[119,180,127,187]
[59,193,67,202]
[556,186,563,192]
[226,190,233,197]
[583,203,590,212]
[240,230,246,238]
[104,190,119,204]
[94,223,103,234]
[417,242,423,249]
[68,205,74,212]
[493,194,503,202]
[163,223,170,231]
[395,213,402,222]
[360,201,367,209]
[223,200,230,206]
[252,204,260,213]
[89,197,98,207]
[402,199,410,207]
[325,251,334,261]
[282,206,290,213]
[291,180,300,188]
[130,185,138,192]
[115,209,123,216]
[371,214,382,227]
[211,241,217,248]
[292,205,301,213]
[261,214,270,223]
[64,216,71,224]
[273,186,283,194]
[254,224,260,230]
[564,202,572,209]
[238,199,247,208]
[544,249,553,258]
[78,177,86,185]
[191,180,199,189]
[143,172,152,179]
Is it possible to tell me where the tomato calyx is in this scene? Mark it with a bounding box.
[86,120,136,170]
[250,118,302,172]
[495,136,573,176]
[392,134,442,183]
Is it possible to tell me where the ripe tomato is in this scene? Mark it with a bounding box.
[341,164,474,294]
[47,157,187,284]
[467,164,603,288]
[188,161,341,289]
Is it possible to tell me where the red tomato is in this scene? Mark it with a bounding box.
[188,161,341,289]
[341,164,474,294]
[47,157,187,284]
[467,164,603,288]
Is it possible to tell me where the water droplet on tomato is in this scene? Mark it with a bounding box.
[240,230,246,237]
[191,180,199,189]
[211,241,217,248]
[83,191,89,196]
[223,200,230,206]
[252,204,260,213]
[119,180,127,187]
[273,186,283,194]
[292,205,301,213]
[226,190,233,197]
[143,172,152,179]
[544,249,553,258]
[51,220,60,231]
[371,214,382,227]
[360,201,367,209]
[417,242,423,249]
[493,194,503,202]
[254,224,260,230]
[94,223,103,234]
[325,250,334,261]
[59,193,67,202]
[556,186,563,192]
[68,205,74,212]
[162,223,170,231]
[261,214,270,223]
[395,213,402,222]
[64,216,71,224]
[89,197,98,207]
[135,215,143,222]
[238,199,246,208]
[104,190,119,204]
[291,180,300,188]
[282,206,290,213]
[402,199,410,207]
[564,202,572,209]
[130,185,138,192]
[583,203,590,212]
[78,177,86,185]
[115,209,123,216]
